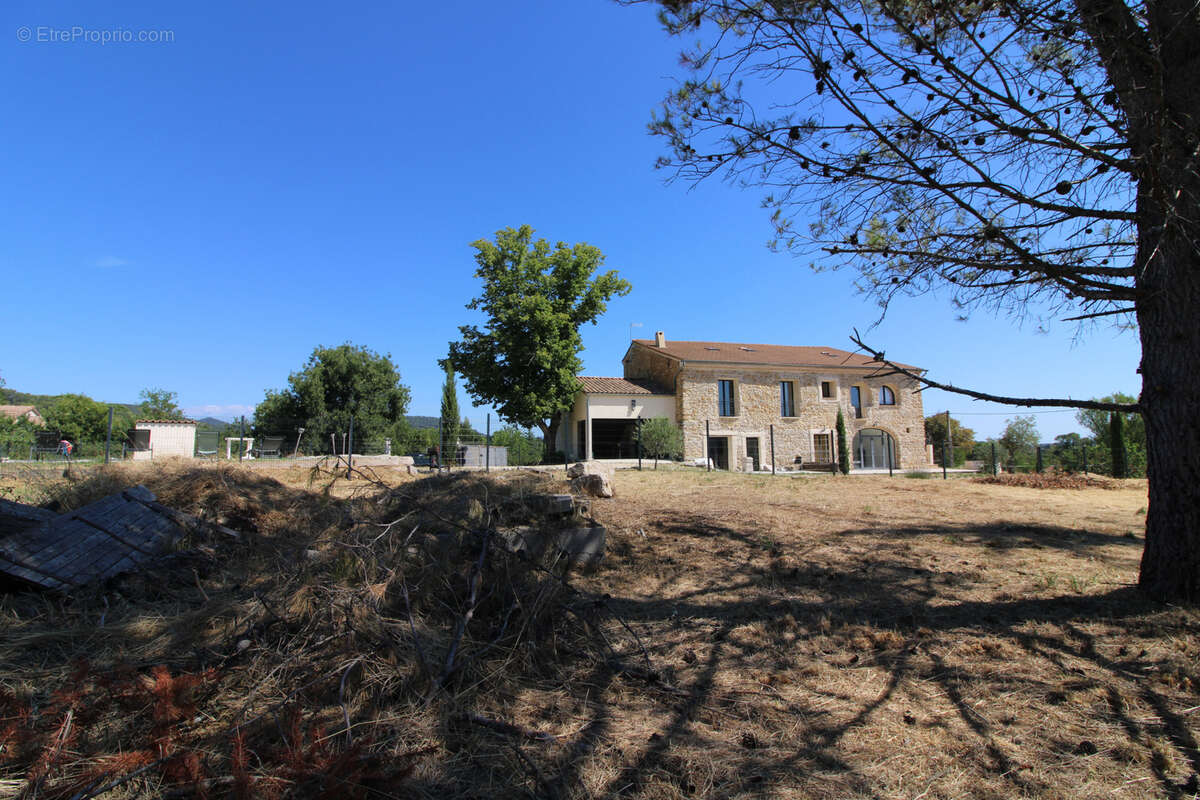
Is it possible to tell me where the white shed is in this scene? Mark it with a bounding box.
[133,419,198,460]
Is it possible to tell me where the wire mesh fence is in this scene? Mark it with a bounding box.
[220,416,552,470]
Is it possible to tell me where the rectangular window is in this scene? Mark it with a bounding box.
[718,380,735,416]
[821,380,834,399]
[850,386,863,419]
[780,381,795,417]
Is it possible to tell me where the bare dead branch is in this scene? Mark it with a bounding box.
[850,329,1140,412]
[1061,306,1137,321]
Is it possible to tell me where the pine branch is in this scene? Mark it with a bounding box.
[850,330,1140,412]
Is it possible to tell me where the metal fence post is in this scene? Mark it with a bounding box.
[239,416,245,463]
[942,442,948,480]
[887,432,894,477]
[347,415,355,477]
[770,424,776,475]
[1082,443,1088,474]
[486,414,491,472]
[105,407,113,465]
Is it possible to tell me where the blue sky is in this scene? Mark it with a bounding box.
[0,1,1140,440]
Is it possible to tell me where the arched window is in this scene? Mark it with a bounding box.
[854,428,898,469]
[879,386,896,406]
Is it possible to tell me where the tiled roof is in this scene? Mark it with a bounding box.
[135,418,198,425]
[0,405,40,419]
[578,377,672,395]
[630,340,920,371]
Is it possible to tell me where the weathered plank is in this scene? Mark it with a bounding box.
[0,485,187,591]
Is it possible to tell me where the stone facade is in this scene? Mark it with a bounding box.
[621,346,682,420]
[622,341,929,471]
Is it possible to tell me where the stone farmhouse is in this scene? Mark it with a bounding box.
[554,332,931,471]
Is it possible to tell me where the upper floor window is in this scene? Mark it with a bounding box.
[718,380,736,416]
[820,380,834,399]
[780,381,795,417]
[850,386,863,419]
[879,386,896,405]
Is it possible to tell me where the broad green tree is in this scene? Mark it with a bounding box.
[1077,393,1144,445]
[447,225,631,455]
[924,414,976,467]
[138,387,183,420]
[45,394,110,443]
[0,418,35,459]
[1077,393,1145,476]
[254,343,410,453]
[627,0,1200,599]
[637,417,683,468]
[1051,432,1086,472]
[999,416,1040,471]
[390,419,438,456]
[491,424,544,467]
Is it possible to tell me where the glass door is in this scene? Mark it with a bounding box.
[813,433,832,463]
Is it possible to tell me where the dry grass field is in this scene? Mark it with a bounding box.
[0,462,1195,799]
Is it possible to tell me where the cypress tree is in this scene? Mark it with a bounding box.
[1110,412,1128,479]
[836,408,850,475]
[441,364,460,454]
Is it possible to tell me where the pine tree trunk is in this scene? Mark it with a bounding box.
[1135,217,1200,602]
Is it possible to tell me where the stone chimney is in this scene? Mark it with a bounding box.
[654,331,666,348]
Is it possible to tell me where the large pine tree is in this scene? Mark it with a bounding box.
[627,0,1200,600]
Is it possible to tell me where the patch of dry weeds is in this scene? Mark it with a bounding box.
[0,464,1194,799]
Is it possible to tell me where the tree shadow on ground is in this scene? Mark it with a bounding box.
[525,513,1199,799]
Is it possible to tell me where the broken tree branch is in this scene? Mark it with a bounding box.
[849,330,1141,413]
[426,527,493,704]
[1060,306,1137,322]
